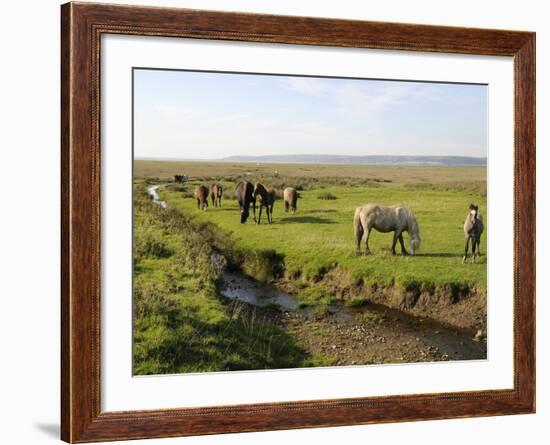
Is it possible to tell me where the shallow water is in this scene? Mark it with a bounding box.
[221,271,299,311]
[148,185,167,208]
[221,270,486,361]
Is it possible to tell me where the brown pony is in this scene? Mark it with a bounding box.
[194,185,209,211]
[209,183,223,207]
[253,183,276,224]
[283,187,299,214]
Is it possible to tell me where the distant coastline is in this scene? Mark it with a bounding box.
[135,154,487,167]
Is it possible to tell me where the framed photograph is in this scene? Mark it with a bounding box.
[61,2,535,442]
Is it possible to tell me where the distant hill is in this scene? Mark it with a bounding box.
[220,154,486,166]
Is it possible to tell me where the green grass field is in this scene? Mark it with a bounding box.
[140,161,487,290]
[133,160,487,374]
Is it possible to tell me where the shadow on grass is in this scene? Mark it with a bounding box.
[308,209,338,214]
[415,252,481,258]
[279,216,336,224]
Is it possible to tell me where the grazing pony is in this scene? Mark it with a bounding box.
[253,183,276,224]
[235,181,255,223]
[194,185,209,211]
[354,204,421,256]
[209,183,223,207]
[174,174,187,183]
[463,204,484,264]
[283,187,299,214]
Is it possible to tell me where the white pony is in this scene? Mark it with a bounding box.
[354,204,421,256]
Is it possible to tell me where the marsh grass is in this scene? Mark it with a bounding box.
[346,296,369,307]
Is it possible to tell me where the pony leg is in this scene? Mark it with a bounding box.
[462,238,470,264]
[364,227,372,255]
[398,233,409,256]
[284,201,289,213]
[253,201,257,223]
[258,206,263,224]
[196,199,200,210]
[391,232,399,255]
[471,238,477,263]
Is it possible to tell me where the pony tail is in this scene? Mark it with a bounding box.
[354,207,364,244]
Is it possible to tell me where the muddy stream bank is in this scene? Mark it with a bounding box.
[221,270,486,365]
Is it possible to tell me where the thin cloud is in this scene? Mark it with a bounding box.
[281,77,450,118]
[211,113,249,124]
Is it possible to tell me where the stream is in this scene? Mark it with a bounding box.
[221,270,486,362]
[148,185,167,208]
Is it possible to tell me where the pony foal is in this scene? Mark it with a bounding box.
[463,204,484,264]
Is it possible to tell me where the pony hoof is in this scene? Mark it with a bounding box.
[462,256,467,264]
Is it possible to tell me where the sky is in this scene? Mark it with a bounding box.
[133,68,487,160]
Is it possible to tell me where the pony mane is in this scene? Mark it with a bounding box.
[406,208,420,239]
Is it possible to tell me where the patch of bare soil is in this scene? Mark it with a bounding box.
[283,305,486,366]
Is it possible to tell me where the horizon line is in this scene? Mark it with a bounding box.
[134,154,487,166]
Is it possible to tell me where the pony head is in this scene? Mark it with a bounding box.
[409,233,421,255]
[466,204,480,232]
[407,212,421,255]
[240,207,249,224]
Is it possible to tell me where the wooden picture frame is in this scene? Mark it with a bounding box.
[61,2,535,442]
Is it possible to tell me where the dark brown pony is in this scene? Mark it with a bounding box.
[174,174,187,183]
[253,183,276,224]
[194,185,209,211]
[209,183,223,207]
[235,181,254,223]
